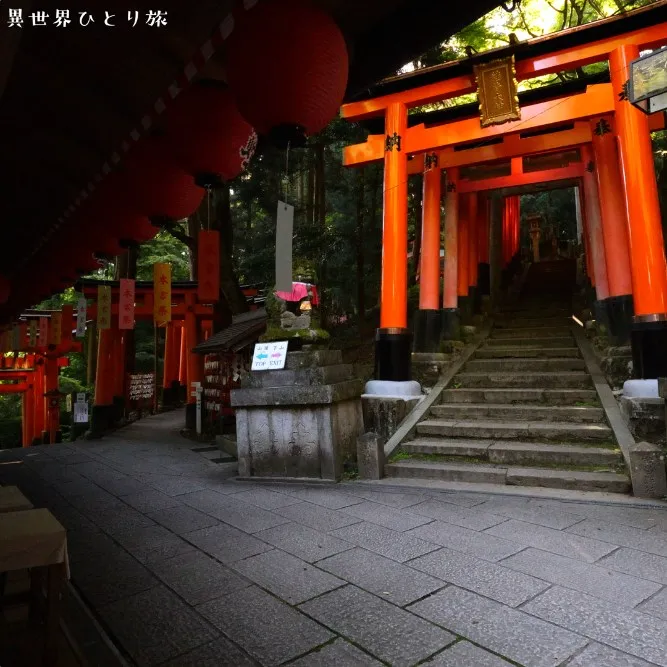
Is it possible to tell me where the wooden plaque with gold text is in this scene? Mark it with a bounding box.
[474,56,521,128]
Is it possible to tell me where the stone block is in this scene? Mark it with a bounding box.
[409,547,549,607]
[600,547,667,585]
[566,643,658,667]
[620,396,666,441]
[275,501,361,532]
[316,547,443,606]
[285,349,342,370]
[501,547,660,608]
[425,641,513,666]
[341,500,432,532]
[628,441,667,499]
[523,585,667,666]
[409,586,587,667]
[408,521,522,562]
[231,549,344,605]
[485,519,616,562]
[357,432,384,480]
[361,396,421,445]
[290,638,383,666]
[408,499,506,531]
[198,586,334,666]
[299,585,455,666]
[329,521,440,563]
[253,522,354,563]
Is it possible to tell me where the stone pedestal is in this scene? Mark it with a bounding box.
[231,350,364,481]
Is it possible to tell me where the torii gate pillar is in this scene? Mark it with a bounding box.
[611,45,667,378]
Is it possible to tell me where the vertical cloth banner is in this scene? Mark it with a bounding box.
[49,312,62,345]
[275,201,294,293]
[119,279,136,330]
[28,320,37,348]
[76,296,87,338]
[38,317,48,348]
[97,285,112,330]
[153,263,172,324]
[197,230,220,303]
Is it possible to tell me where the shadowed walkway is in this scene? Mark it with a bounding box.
[1,412,667,666]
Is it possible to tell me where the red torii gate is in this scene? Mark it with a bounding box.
[342,4,667,381]
[1,309,81,445]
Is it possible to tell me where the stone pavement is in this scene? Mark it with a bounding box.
[1,411,667,666]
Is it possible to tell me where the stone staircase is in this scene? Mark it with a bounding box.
[386,303,631,494]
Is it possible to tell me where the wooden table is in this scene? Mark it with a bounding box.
[0,486,34,513]
[0,508,69,666]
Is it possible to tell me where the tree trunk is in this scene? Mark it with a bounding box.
[113,246,138,280]
[213,187,249,323]
[306,149,315,228]
[315,143,328,329]
[410,176,423,287]
[186,215,201,280]
[86,321,97,386]
[355,167,366,331]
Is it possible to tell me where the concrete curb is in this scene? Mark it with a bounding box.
[572,325,667,498]
[382,325,490,459]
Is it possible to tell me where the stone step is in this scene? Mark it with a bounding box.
[384,461,630,493]
[506,468,631,493]
[416,419,612,442]
[485,337,574,348]
[439,388,598,404]
[455,372,593,389]
[495,317,573,329]
[465,358,586,372]
[475,347,581,359]
[431,403,604,423]
[403,438,622,466]
[384,460,507,484]
[491,327,572,339]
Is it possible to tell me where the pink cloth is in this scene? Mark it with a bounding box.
[275,282,310,302]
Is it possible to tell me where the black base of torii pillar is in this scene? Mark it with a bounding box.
[375,328,412,381]
[632,318,667,379]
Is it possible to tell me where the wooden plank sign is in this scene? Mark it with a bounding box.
[119,279,136,330]
[38,317,48,348]
[28,320,37,348]
[49,312,62,345]
[97,285,112,330]
[153,263,172,325]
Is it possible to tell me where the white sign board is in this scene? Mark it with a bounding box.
[76,392,86,403]
[649,90,667,113]
[73,401,89,424]
[252,341,289,371]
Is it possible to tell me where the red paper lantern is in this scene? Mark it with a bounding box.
[224,0,348,144]
[0,275,10,304]
[166,81,257,187]
[123,136,205,220]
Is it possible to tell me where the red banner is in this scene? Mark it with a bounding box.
[153,263,172,324]
[119,279,136,330]
[197,230,220,303]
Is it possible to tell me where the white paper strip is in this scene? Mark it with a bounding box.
[275,201,294,293]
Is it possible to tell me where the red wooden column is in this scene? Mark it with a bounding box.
[477,195,491,299]
[33,359,45,445]
[414,154,443,352]
[502,198,511,267]
[163,323,181,404]
[376,101,411,381]
[457,193,471,320]
[43,354,59,444]
[611,44,667,377]
[467,192,479,312]
[443,169,460,339]
[581,145,610,305]
[590,118,634,343]
[178,322,187,390]
[91,328,116,437]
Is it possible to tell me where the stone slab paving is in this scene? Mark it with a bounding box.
[1,410,667,666]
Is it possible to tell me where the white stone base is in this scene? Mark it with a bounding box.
[623,379,659,398]
[363,380,422,400]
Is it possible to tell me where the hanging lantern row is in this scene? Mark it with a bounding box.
[6,0,350,315]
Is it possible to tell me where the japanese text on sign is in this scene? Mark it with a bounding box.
[127,374,155,402]
[153,263,172,325]
[7,9,168,28]
[119,279,136,330]
[251,341,289,371]
[97,285,112,330]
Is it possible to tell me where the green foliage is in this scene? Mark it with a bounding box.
[137,228,191,281]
